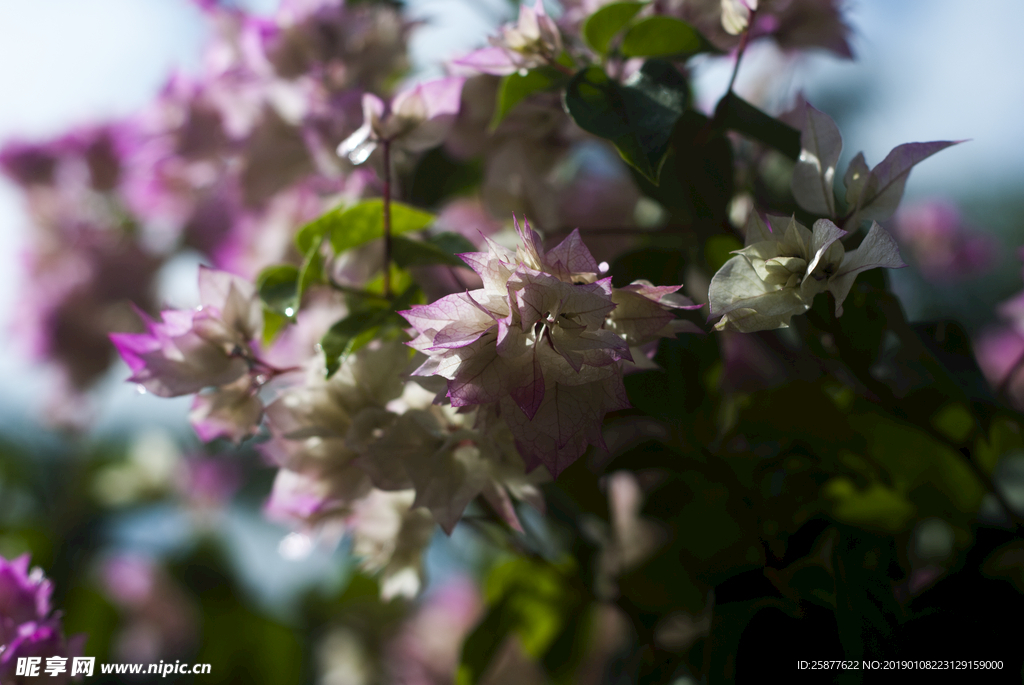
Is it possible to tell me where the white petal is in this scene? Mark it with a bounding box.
[828,222,906,315]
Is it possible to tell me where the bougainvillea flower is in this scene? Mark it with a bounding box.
[189,375,265,443]
[893,200,995,281]
[402,217,694,476]
[663,0,852,58]
[337,77,465,164]
[353,386,545,534]
[452,0,563,76]
[790,103,960,226]
[721,0,758,35]
[110,266,262,397]
[709,213,905,332]
[0,555,83,685]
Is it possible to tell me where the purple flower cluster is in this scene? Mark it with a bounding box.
[0,0,409,414]
[893,200,996,282]
[0,555,83,685]
[402,217,701,476]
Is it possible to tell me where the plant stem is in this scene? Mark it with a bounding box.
[327,278,392,304]
[552,61,575,76]
[726,10,756,95]
[382,139,393,299]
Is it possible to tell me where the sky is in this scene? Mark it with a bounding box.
[0,0,1022,424]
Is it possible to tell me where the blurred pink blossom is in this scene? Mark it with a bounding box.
[893,200,996,282]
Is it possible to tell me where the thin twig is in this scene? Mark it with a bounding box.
[726,11,756,95]
[382,140,393,299]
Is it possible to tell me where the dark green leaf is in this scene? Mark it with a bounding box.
[832,530,903,661]
[581,1,646,55]
[976,417,1024,475]
[491,67,567,129]
[563,60,688,184]
[325,199,435,254]
[717,92,801,160]
[62,586,119,660]
[634,108,734,225]
[392,232,477,269]
[646,470,764,586]
[320,285,421,377]
[429,231,477,256]
[257,264,299,314]
[408,146,485,209]
[932,402,974,443]
[847,411,985,524]
[705,234,743,272]
[540,603,594,684]
[620,16,708,58]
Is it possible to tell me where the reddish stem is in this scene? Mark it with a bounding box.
[382,140,393,299]
[727,10,756,95]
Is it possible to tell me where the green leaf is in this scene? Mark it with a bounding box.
[705,234,743,272]
[932,402,974,443]
[457,558,581,685]
[408,146,484,209]
[295,213,333,254]
[563,60,688,184]
[620,16,708,58]
[976,417,1023,475]
[325,199,435,254]
[392,232,477,269]
[848,412,985,524]
[62,586,119,660]
[429,231,477,256]
[716,92,801,160]
[319,286,421,377]
[581,1,646,55]
[639,108,734,223]
[297,241,325,303]
[256,264,299,315]
[645,469,764,586]
[261,307,288,346]
[824,478,916,533]
[320,308,390,377]
[491,67,567,129]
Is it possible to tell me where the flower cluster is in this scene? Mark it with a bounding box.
[709,213,905,332]
[893,200,995,282]
[453,0,563,76]
[338,76,466,166]
[0,555,83,685]
[262,340,543,598]
[110,267,278,442]
[556,0,853,58]
[1,0,410,414]
[402,217,700,476]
